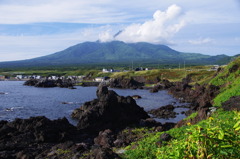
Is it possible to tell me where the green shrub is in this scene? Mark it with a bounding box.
[123,110,240,159]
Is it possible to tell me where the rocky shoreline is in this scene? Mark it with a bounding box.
[24,78,76,89]
[0,75,222,158]
[0,84,176,159]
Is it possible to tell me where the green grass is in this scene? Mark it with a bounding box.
[123,110,240,159]
[213,79,240,106]
[110,69,215,83]
[209,57,240,106]
[183,112,198,121]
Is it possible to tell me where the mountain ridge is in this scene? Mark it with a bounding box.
[0,41,232,68]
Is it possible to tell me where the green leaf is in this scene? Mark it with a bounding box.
[221,145,233,148]
[218,130,224,140]
[233,121,240,129]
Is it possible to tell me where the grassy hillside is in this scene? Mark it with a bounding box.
[120,57,240,159]
[209,57,240,106]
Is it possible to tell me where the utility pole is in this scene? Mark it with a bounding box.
[179,63,180,70]
[184,61,186,77]
[132,61,134,71]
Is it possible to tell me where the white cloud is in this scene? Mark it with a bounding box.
[99,31,114,42]
[1,0,240,25]
[0,28,100,62]
[113,4,185,44]
[0,0,132,24]
[188,38,214,45]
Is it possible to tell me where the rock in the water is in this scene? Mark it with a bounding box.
[131,95,142,99]
[149,85,162,93]
[72,85,149,132]
[24,78,74,88]
[148,105,177,119]
[35,79,56,87]
[149,80,173,93]
[24,79,39,86]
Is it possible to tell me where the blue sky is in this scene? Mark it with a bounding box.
[0,0,240,62]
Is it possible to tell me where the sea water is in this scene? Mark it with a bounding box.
[0,81,188,125]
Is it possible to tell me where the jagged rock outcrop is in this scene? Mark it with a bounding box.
[23,79,39,86]
[149,79,173,93]
[149,84,164,93]
[94,129,115,148]
[168,76,219,110]
[72,84,149,132]
[24,78,74,88]
[108,77,144,89]
[148,105,177,119]
[0,116,79,159]
[35,79,57,87]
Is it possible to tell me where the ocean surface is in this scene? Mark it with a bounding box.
[0,81,188,125]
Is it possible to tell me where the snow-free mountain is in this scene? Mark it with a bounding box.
[0,41,231,67]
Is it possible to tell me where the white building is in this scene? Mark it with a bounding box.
[95,77,104,82]
[16,75,23,79]
[102,68,115,73]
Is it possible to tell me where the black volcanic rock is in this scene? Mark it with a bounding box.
[148,105,177,119]
[24,79,38,86]
[88,147,121,159]
[109,77,144,89]
[4,116,76,143]
[71,84,149,132]
[0,116,79,159]
[94,129,115,148]
[35,79,56,87]
[24,78,74,88]
[149,84,163,93]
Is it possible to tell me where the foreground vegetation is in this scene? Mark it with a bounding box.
[121,57,240,159]
[123,110,239,159]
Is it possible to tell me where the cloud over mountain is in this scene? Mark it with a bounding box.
[99,4,186,44]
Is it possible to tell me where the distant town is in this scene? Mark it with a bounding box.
[0,65,223,82]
